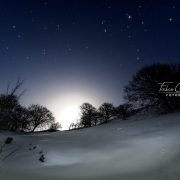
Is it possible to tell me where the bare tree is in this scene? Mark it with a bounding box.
[98,103,115,123]
[0,77,28,131]
[49,122,61,131]
[27,104,55,132]
[124,63,180,112]
[69,122,77,130]
[79,103,97,127]
[69,120,83,130]
[6,77,26,99]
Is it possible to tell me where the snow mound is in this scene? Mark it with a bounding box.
[1,113,180,180]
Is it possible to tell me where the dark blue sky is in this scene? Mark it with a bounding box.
[0,0,180,128]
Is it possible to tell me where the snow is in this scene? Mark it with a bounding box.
[1,113,180,180]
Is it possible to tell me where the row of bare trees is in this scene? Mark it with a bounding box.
[70,63,180,130]
[0,79,60,132]
[69,102,135,129]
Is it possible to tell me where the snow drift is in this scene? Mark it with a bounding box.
[1,113,180,180]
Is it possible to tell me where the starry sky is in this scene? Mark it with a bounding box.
[0,0,180,129]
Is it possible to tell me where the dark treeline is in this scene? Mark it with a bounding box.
[1,63,180,132]
[69,102,136,130]
[0,79,60,132]
[70,63,180,130]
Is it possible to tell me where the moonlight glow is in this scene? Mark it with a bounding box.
[44,91,101,130]
[57,105,80,130]
[47,96,84,130]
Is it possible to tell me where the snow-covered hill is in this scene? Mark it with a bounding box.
[1,113,180,180]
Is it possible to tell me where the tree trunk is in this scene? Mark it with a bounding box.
[31,126,37,132]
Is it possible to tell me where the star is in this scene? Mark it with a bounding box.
[136,49,140,53]
[104,29,107,33]
[66,44,72,51]
[101,20,106,25]
[128,15,132,19]
[17,34,22,39]
[6,46,9,50]
[57,24,61,31]
[12,25,16,29]
[136,57,140,61]
[169,18,173,22]
[126,13,132,20]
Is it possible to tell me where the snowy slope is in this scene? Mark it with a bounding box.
[1,113,180,180]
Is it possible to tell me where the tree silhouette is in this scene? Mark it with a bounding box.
[98,103,115,123]
[10,106,29,131]
[0,94,20,130]
[79,103,97,127]
[0,78,27,131]
[49,122,61,131]
[124,63,180,112]
[115,103,133,120]
[27,104,55,132]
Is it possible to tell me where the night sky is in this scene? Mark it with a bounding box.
[0,0,180,129]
